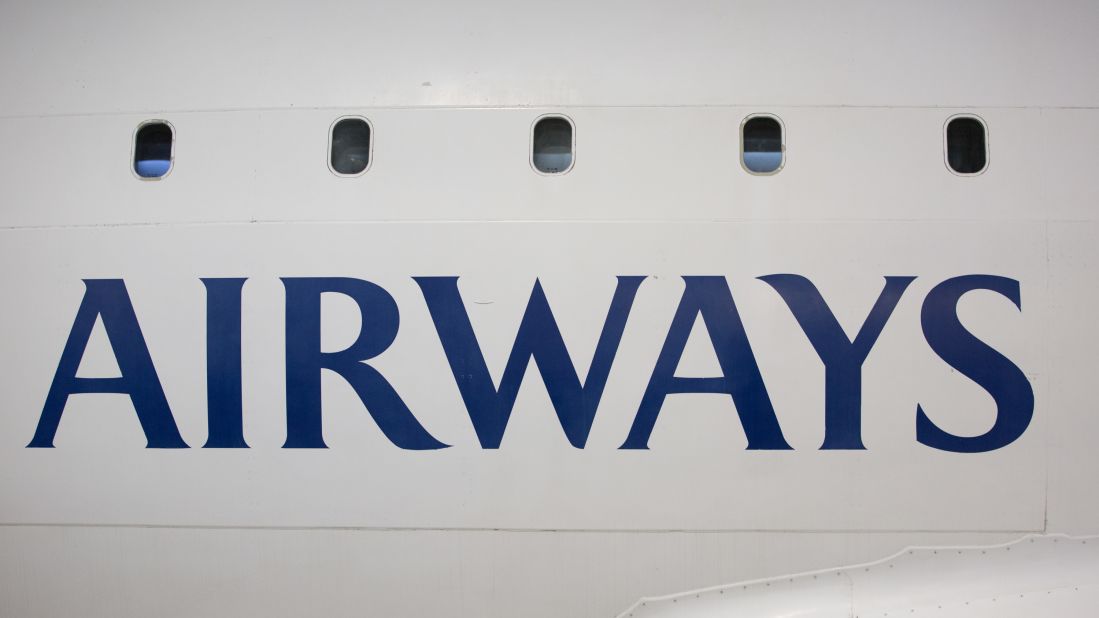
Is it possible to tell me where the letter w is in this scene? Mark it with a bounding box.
[414,277,645,449]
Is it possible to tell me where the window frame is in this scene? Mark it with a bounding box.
[529,113,576,176]
[943,113,989,176]
[739,113,786,176]
[328,115,375,178]
[131,119,175,181]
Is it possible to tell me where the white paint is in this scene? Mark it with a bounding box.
[0,527,1020,618]
[0,1,1097,114]
[620,535,1099,617]
[1,1,1098,617]
[0,221,1049,531]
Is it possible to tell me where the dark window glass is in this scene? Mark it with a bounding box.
[532,116,573,173]
[742,116,783,174]
[330,118,372,175]
[946,117,987,174]
[134,122,173,178]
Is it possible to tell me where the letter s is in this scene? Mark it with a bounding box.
[917,275,1034,453]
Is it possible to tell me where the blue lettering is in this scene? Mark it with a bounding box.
[28,279,186,448]
[415,276,644,448]
[917,275,1034,453]
[282,277,447,450]
[621,276,790,450]
[202,278,249,448]
[760,275,914,449]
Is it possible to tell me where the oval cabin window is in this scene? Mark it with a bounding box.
[741,115,784,174]
[946,116,987,175]
[329,117,372,176]
[532,116,574,174]
[133,121,174,179]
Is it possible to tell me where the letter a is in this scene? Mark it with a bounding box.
[28,280,187,448]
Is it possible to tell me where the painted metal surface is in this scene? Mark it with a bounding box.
[1,1,1098,617]
[2,1,1097,113]
[619,535,1099,617]
[0,221,1048,531]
